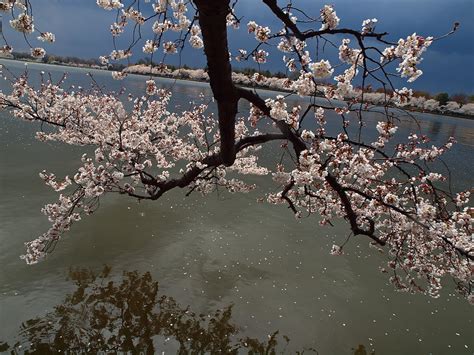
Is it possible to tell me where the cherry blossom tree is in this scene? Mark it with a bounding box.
[0,0,472,303]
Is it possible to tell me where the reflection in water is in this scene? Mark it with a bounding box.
[352,345,375,355]
[428,120,442,139]
[1,267,319,354]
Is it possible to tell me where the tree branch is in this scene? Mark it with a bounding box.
[237,87,307,156]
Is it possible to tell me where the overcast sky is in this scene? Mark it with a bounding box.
[3,0,473,94]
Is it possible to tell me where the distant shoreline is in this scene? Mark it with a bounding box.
[1,57,472,120]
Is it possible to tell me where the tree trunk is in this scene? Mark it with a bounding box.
[194,0,238,166]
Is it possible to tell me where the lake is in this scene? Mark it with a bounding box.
[0,60,473,354]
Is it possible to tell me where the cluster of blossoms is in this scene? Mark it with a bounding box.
[248,22,271,42]
[393,87,413,107]
[169,0,191,30]
[255,26,271,42]
[291,71,316,96]
[277,36,306,54]
[39,171,72,192]
[319,5,340,30]
[0,45,12,54]
[122,7,145,24]
[0,1,14,12]
[242,6,369,104]
[361,18,378,35]
[235,49,247,62]
[20,191,83,264]
[96,0,123,10]
[308,60,334,79]
[30,47,46,59]
[145,79,157,95]
[98,55,109,65]
[298,51,312,67]
[142,39,158,54]
[335,67,358,98]
[381,33,433,82]
[376,121,398,136]
[266,112,473,300]
[0,76,267,264]
[109,49,132,61]
[111,70,128,80]
[247,21,258,34]
[152,0,167,13]
[37,32,56,43]
[277,38,292,53]
[284,57,297,72]
[371,120,399,148]
[265,95,303,129]
[226,12,240,29]
[163,41,177,54]
[0,3,57,60]
[338,39,362,65]
[253,49,269,64]
[110,18,127,36]
[10,12,34,33]
[95,0,196,79]
[189,25,204,49]
[152,19,172,34]
[265,95,289,122]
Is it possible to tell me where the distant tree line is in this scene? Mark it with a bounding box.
[11,52,126,71]
[9,52,473,104]
[363,86,474,105]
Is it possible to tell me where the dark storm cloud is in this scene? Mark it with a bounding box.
[2,0,473,94]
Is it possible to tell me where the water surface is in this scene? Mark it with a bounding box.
[0,60,473,354]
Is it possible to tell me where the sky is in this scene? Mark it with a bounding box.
[2,0,473,95]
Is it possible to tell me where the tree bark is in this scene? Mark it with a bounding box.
[194,0,238,166]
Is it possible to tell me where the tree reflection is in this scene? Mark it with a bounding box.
[352,344,375,355]
[2,266,317,354]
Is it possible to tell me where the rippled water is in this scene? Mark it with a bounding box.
[0,60,473,354]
